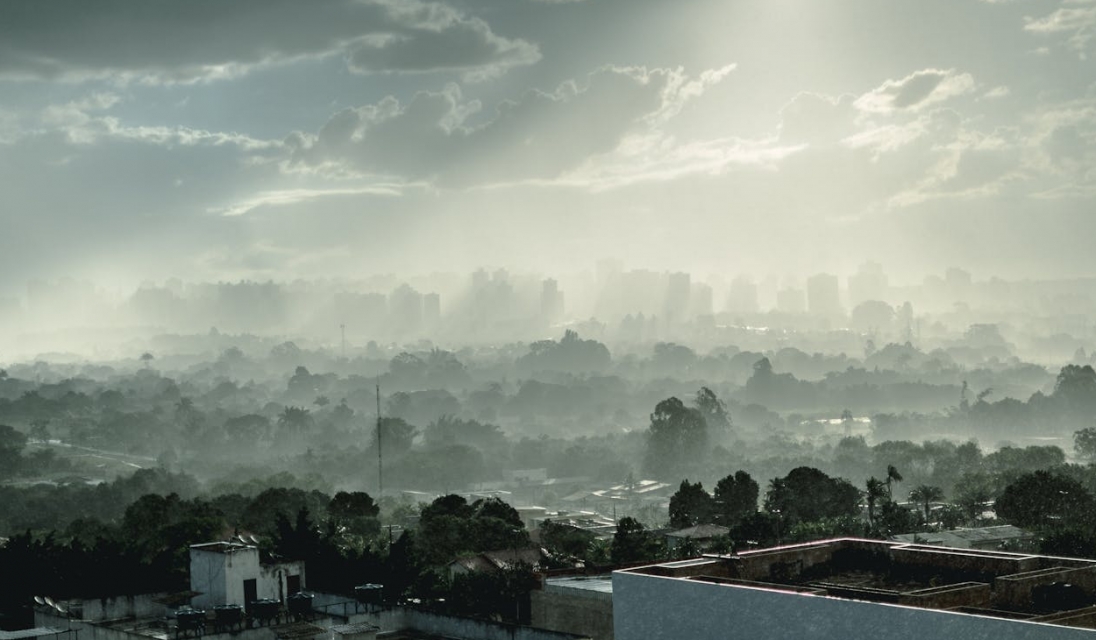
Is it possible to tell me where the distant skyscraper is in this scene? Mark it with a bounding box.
[848,262,888,307]
[664,272,691,324]
[388,284,423,336]
[540,279,564,325]
[726,277,759,315]
[807,273,842,318]
[776,287,806,314]
[690,283,713,318]
[423,292,441,330]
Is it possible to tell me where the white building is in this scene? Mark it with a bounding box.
[614,538,1096,640]
[189,541,305,610]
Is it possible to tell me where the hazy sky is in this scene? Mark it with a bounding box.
[1,0,1094,295]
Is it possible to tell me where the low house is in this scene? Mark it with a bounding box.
[663,524,730,552]
[448,548,548,579]
[532,511,617,540]
[891,525,1035,551]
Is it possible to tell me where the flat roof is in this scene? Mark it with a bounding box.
[545,576,614,594]
[0,628,68,640]
[618,538,1096,630]
[190,541,255,553]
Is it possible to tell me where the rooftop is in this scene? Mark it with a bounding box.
[189,541,254,554]
[618,538,1096,631]
[544,576,614,595]
[0,629,72,640]
[665,524,730,539]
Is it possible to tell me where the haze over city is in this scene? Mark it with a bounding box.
[5,2,1096,639]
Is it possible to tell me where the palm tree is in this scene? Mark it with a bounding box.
[885,465,903,499]
[909,485,945,522]
[277,406,313,434]
[865,477,887,524]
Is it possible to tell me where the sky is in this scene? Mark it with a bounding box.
[1,0,1094,295]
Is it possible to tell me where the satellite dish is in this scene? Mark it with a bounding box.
[249,534,260,545]
[54,603,67,615]
[34,596,45,606]
[45,597,55,608]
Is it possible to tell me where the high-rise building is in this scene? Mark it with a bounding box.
[807,273,842,318]
[776,287,806,314]
[690,282,713,318]
[388,284,423,336]
[423,292,441,330]
[663,272,691,325]
[848,262,888,307]
[540,279,565,325]
[726,276,760,315]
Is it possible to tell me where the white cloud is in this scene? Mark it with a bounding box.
[208,186,411,217]
[38,93,282,151]
[854,69,975,114]
[1024,1,1096,57]
[0,0,539,84]
[288,65,742,188]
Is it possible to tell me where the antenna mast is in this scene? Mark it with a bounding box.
[376,382,382,498]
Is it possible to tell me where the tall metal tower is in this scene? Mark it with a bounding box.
[375,382,382,498]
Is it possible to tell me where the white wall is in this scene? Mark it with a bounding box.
[190,546,305,609]
[613,571,1096,640]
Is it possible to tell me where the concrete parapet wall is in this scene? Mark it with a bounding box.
[72,593,170,621]
[899,582,992,610]
[531,589,612,640]
[891,546,1039,577]
[995,566,1096,610]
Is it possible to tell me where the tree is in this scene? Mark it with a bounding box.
[996,471,1095,529]
[29,418,50,443]
[908,485,945,522]
[223,414,271,443]
[885,465,903,499]
[668,480,715,529]
[764,467,861,525]
[713,471,759,526]
[277,406,313,435]
[840,409,855,436]
[865,477,887,525]
[1075,427,1096,462]
[695,387,731,431]
[415,495,528,566]
[644,397,707,478]
[373,417,417,456]
[517,330,611,375]
[540,520,596,559]
[611,517,661,564]
[328,491,380,536]
[1054,365,1096,422]
[423,416,506,455]
[468,497,529,552]
[0,424,27,479]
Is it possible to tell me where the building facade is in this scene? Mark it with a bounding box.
[614,538,1096,640]
[189,542,305,610]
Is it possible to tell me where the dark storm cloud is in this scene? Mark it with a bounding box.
[0,0,539,83]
